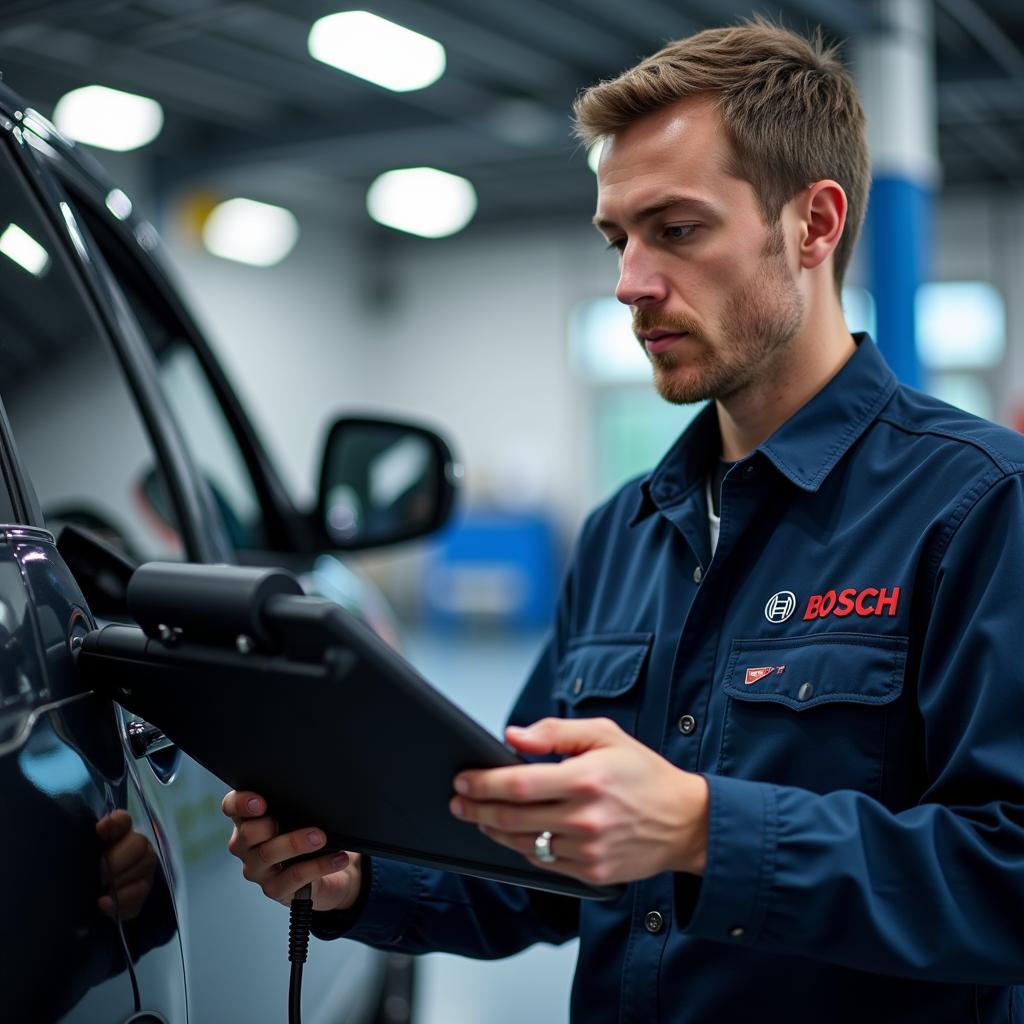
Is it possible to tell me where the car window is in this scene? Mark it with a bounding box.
[64,193,269,551]
[0,139,183,562]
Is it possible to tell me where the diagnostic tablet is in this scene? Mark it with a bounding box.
[79,581,622,902]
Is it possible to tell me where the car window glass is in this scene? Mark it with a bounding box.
[0,140,183,561]
[63,193,268,551]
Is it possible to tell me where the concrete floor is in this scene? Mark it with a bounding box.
[401,628,578,1024]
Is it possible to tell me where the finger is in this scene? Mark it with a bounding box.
[505,717,622,756]
[454,760,586,804]
[260,850,353,906]
[241,827,328,883]
[477,825,587,865]
[96,810,133,843]
[451,795,578,836]
[108,851,157,892]
[222,790,267,823]
[102,831,151,877]
[227,815,280,859]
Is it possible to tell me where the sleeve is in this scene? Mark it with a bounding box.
[311,555,585,956]
[679,470,1024,983]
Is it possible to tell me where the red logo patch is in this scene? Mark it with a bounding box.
[744,666,775,685]
[803,586,900,621]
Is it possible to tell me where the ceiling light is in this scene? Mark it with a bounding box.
[367,167,477,239]
[201,198,299,267]
[308,11,446,92]
[53,85,164,152]
[587,139,604,174]
[0,223,50,276]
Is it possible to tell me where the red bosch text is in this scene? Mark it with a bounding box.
[803,586,901,620]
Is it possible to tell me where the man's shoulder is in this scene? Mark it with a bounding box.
[878,383,1024,477]
[585,472,650,524]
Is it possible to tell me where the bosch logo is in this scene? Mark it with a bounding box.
[764,591,797,623]
[803,586,901,620]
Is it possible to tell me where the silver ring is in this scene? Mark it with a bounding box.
[534,830,557,864]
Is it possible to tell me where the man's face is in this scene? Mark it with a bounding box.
[594,97,805,405]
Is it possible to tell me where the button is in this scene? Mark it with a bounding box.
[573,677,583,696]
[797,682,814,702]
[693,566,703,584]
[728,926,745,939]
[744,464,755,476]
[644,911,664,934]
[678,714,697,736]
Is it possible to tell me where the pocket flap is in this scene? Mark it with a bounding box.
[555,633,653,707]
[723,633,907,711]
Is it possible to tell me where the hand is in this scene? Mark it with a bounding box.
[222,790,363,912]
[450,717,709,887]
[96,810,157,920]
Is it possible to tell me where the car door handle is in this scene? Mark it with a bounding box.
[126,719,175,759]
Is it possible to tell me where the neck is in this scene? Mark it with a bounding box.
[716,298,856,462]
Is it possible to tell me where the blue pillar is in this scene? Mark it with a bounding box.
[856,0,939,389]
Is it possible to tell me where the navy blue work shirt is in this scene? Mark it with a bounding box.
[314,335,1024,1022]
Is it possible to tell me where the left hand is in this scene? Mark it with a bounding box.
[96,810,158,920]
[450,717,709,887]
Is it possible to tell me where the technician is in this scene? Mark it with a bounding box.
[223,21,1024,1022]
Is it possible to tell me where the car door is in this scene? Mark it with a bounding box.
[1,108,391,1022]
[0,138,186,1019]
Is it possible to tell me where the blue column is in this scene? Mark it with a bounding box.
[856,0,939,389]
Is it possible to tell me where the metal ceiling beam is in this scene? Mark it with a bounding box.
[770,0,881,37]
[558,0,699,48]
[934,0,1024,80]
[0,23,281,124]
[443,0,638,70]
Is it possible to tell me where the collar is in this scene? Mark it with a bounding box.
[629,334,898,526]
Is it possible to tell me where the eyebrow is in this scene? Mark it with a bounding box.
[592,194,721,233]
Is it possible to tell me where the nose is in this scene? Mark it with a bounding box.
[615,242,668,309]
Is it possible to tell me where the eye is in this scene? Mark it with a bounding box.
[604,237,626,254]
[664,224,697,241]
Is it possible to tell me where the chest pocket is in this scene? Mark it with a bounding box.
[716,633,907,796]
[553,633,653,735]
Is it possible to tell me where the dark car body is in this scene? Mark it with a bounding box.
[0,81,439,1022]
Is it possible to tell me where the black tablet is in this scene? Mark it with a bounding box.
[80,580,622,902]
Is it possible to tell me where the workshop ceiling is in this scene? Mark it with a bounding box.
[1,0,1022,229]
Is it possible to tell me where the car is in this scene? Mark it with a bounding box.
[0,80,458,1023]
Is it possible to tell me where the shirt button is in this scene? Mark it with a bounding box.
[573,677,583,696]
[744,464,755,476]
[644,911,664,934]
[797,682,814,701]
[678,714,697,735]
[728,926,745,939]
[693,566,703,584]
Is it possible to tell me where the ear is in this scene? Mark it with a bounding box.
[796,180,847,273]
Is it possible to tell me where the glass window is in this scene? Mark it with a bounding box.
[64,192,269,551]
[0,140,182,561]
[916,281,1006,370]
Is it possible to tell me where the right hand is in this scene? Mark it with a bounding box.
[222,790,363,912]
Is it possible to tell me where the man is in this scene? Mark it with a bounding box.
[223,21,1024,1021]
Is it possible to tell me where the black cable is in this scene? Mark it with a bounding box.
[288,883,314,1024]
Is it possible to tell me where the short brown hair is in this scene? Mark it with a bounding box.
[573,19,869,290]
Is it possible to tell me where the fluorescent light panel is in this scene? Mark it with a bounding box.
[308,11,446,92]
[202,198,299,267]
[0,223,50,276]
[367,167,477,239]
[53,85,163,152]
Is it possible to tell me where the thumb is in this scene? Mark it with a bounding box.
[505,717,619,756]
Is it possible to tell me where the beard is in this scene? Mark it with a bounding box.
[633,225,805,405]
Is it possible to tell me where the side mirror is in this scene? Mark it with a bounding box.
[315,416,460,551]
